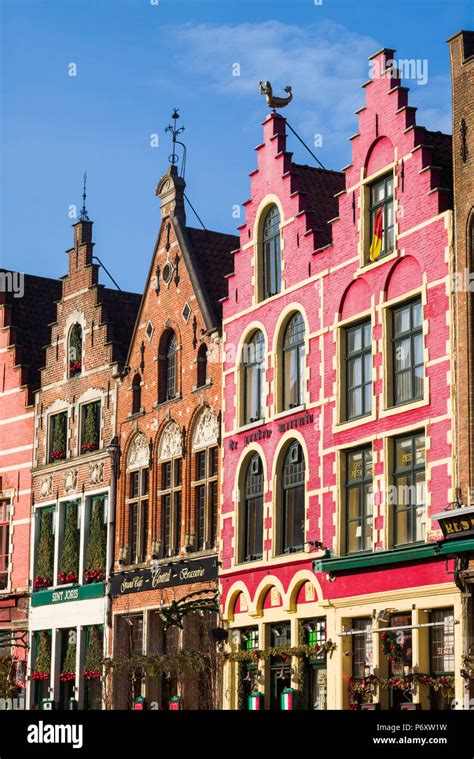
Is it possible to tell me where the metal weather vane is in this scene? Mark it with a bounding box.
[259,81,293,111]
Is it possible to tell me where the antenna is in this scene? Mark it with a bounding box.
[165,109,187,178]
[79,172,89,221]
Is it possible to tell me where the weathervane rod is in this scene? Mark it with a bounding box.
[80,171,89,221]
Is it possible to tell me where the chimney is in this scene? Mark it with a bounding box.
[156,164,186,223]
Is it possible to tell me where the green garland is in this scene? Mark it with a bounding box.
[34,510,54,589]
[348,673,455,709]
[0,655,15,699]
[60,635,77,682]
[224,640,336,663]
[104,649,209,679]
[84,499,106,582]
[84,626,103,679]
[58,502,79,584]
[32,632,51,680]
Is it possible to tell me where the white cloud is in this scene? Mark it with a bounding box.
[160,19,450,163]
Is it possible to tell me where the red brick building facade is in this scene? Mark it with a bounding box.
[109,164,238,709]
[0,271,60,703]
[28,216,139,709]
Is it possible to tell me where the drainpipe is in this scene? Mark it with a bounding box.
[105,436,120,709]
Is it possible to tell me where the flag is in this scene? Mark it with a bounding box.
[369,207,383,261]
[248,692,261,710]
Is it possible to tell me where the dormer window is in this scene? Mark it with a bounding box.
[368,174,394,262]
[262,205,281,299]
[68,324,83,377]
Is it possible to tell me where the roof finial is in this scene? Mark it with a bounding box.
[165,109,186,177]
[79,171,89,221]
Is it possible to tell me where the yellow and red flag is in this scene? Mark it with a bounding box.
[369,207,383,262]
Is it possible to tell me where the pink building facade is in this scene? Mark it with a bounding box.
[0,272,60,703]
[220,49,469,711]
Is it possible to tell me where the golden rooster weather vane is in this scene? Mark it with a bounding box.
[259,81,293,111]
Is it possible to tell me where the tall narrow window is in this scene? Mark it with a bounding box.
[352,618,373,679]
[166,333,177,400]
[49,411,67,463]
[345,447,373,554]
[197,344,207,388]
[429,608,455,710]
[346,320,372,419]
[80,401,100,454]
[282,313,305,411]
[393,433,425,545]
[243,331,265,424]
[160,457,182,557]
[280,442,305,554]
[262,205,281,299]
[368,173,394,260]
[392,299,423,405]
[0,500,10,590]
[128,468,149,563]
[193,446,218,551]
[132,374,141,415]
[158,330,178,403]
[242,454,264,562]
[68,323,83,377]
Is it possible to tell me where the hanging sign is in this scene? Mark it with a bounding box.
[432,505,474,540]
[111,556,217,596]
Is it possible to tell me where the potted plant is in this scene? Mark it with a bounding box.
[81,404,99,454]
[31,632,51,681]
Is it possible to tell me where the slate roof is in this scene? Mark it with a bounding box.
[290,163,346,245]
[97,286,142,366]
[423,130,453,196]
[0,270,62,393]
[185,227,239,320]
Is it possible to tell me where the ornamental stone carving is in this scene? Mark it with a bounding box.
[89,461,104,486]
[159,421,182,460]
[64,468,77,493]
[127,433,149,469]
[39,475,53,499]
[192,406,218,451]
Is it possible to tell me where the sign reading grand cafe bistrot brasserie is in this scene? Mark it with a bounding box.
[110,556,217,596]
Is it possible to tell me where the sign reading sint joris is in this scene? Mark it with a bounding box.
[110,556,217,596]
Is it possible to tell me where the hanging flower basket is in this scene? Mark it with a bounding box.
[60,671,75,683]
[69,360,82,376]
[31,672,49,681]
[84,568,106,584]
[50,450,66,462]
[34,576,51,590]
[381,631,403,664]
[83,669,101,680]
[57,571,78,585]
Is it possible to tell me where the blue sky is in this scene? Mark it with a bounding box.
[1,0,471,293]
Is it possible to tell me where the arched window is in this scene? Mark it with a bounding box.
[197,344,207,388]
[242,454,264,562]
[262,205,281,300]
[158,330,178,403]
[128,467,149,565]
[158,422,183,557]
[125,434,150,565]
[282,313,305,410]
[132,374,141,415]
[192,407,219,552]
[68,323,82,377]
[280,442,305,554]
[243,331,265,424]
